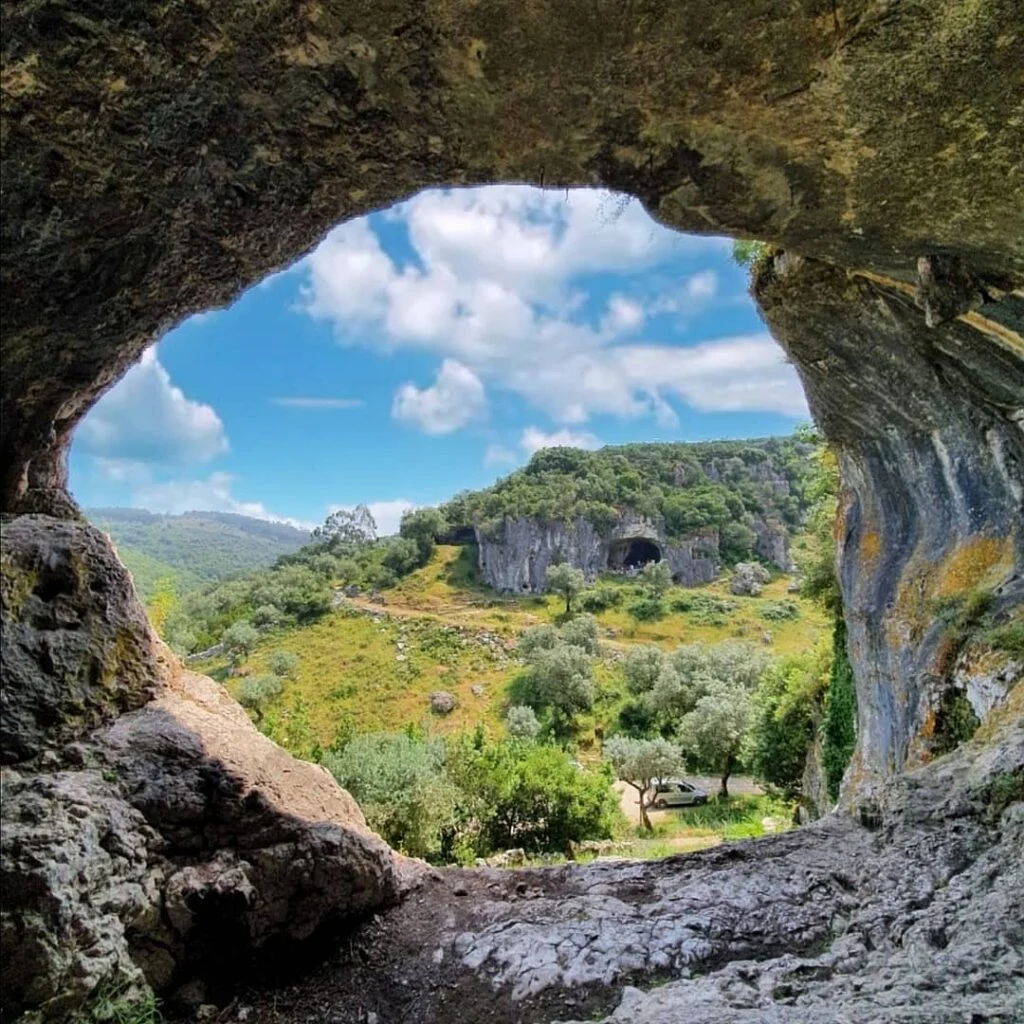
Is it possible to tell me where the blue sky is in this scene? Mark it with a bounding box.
[69,186,808,534]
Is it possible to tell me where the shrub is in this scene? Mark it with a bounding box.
[251,603,282,627]
[506,704,541,740]
[560,613,600,655]
[266,650,299,678]
[627,596,666,622]
[623,645,666,694]
[759,600,800,622]
[323,733,458,860]
[236,673,283,716]
[222,620,259,665]
[579,586,622,612]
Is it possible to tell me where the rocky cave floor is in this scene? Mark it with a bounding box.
[204,720,1024,1024]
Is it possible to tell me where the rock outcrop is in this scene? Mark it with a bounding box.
[476,514,723,593]
[757,255,1024,795]
[0,518,413,1021]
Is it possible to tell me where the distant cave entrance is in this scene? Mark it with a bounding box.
[608,538,662,571]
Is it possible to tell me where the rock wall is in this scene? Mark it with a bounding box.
[0,518,417,1021]
[475,514,723,592]
[758,256,1024,797]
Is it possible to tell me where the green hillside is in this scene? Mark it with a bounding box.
[86,508,310,600]
[442,434,816,547]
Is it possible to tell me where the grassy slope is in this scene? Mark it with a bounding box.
[206,545,828,751]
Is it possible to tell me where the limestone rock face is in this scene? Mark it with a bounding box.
[476,515,725,593]
[0,517,411,1021]
[2,0,1022,509]
[0,515,166,763]
[758,257,1024,795]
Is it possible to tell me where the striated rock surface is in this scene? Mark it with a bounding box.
[476,515,766,593]
[0,517,412,1022]
[3,0,1023,509]
[757,256,1024,797]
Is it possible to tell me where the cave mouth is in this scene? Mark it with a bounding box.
[608,537,662,571]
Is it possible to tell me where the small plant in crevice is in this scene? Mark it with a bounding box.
[932,685,980,756]
[70,979,161,1024]
[982,770,1024,823]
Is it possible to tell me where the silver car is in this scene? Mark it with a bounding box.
[648,780,708,809]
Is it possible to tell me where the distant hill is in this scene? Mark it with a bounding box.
[86,508,311,599]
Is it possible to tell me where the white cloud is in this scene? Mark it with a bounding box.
[484,444,518,468]
[77,350,227,468]
[520,426,601,456]
[391,359,487,435]
[272,396,364,409]
[685,270,718,301]
[301,186,806,429]
[602,294,645,335]
[131,472,312,531]
[329,499,417,537]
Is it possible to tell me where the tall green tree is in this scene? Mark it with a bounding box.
[822,618,857,799]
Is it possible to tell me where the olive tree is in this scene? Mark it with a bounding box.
[221,620,259,667]
[641,561,673,598]
[545,563,586,615]
[603,736,685,832]
[648,641,772,797]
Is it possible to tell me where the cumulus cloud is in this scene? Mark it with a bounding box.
[131,472,312,530]
[301,186,806,429]
[77,350,227,468]
[520,426,601,456]
[391,359,487,435]
[328,499,417,537]
[272,396,364,409]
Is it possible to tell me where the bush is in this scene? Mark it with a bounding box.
[266,650,299,678]
[623,645,665,694]
[579,586,622,612]
[222,620,259,664]
[323,733,458,860]
[560,613,600,654]
[236,673,283,715]
[759,600,800,622]
[506,704,541,740]
[627,596,666,622]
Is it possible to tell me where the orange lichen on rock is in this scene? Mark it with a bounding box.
[933,535,1013,599]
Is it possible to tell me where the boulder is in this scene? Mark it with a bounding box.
[429,691,457,715]
[0,516,415,1021]
[729,562,771,597]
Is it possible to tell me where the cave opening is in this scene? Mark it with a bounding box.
[608,537,662,571]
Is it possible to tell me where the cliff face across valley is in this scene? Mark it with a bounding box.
[1,1,1022,1020]
[449,439,807,593]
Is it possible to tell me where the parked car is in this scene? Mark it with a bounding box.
[648,780,708,809]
